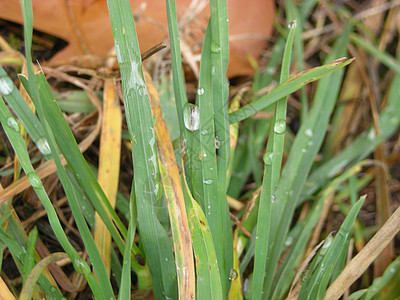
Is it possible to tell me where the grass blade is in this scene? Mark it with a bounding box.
[183,173,223,300]
[252,20,296,300]
[94,78,122,277]
[106,0,178,297]
[298,195,365,300]
[209,0,233,292]
[229,57,354,124]
[146,70,195,299]
[19,253,68,300]
[262,25,353,298]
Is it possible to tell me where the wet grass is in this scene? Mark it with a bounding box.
[0,0,399,299]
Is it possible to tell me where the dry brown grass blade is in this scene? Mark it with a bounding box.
[94,77,121,277]
[0,276,16,300]
[324,204,400,300]
[144,69,195,299]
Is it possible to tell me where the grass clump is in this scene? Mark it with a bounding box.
[0,0,399,299]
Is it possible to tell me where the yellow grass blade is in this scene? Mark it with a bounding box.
[94,78,122,276]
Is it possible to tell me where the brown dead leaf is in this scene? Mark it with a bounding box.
[0,0,274,77]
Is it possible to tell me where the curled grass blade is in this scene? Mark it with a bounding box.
[19,252,68,300]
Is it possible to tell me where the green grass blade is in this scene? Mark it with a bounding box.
[271,163,364,299]
[34,74,115,299]
[209,0,233,293]
[285,1,308,122]
[252,20,296,300]
[196,22,230,295]
[362,255,400,300]
[165,0,203,203]
[229,57,354,124]
[298,196,365,300]
[0,66,44,144]
[165,0,189,135]
[106,0,177,298]
[118,194,136,300]
[22,226,38,285]
[18,73,127,251]
[262,25,353,298]
[0,92,104,299]
[303,47,400,200]
[350,34,400,75]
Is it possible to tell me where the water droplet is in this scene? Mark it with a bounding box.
[211,65,216,76]
[73,258,91,276]
[274,120,286,134]
[201,129,208,135]
[226,18,229,22]
[288,20,297,29]
[302,149,307,153]
[203,179,212,185]
[0,76,14,96]
[307,141,313,147]
[256,235,259,240]
[165,257,168,262]
[180,137,187,154]
[368,129,376,140]
[271,194,276,203]
[322,235,333,249]
[305,129,313,137]
[130,133,137,145]
[285,235,293,246]
[197,87,205,96]
[266,67,276,75]
[27,172,43,189]
[207,204,211,210]
[6,117,20,132]
[211,42,221,54]
[229,268,238,281]
[37,137,51,155]
[263,151,273,165]
[203,152,207,158]
[215,137,221,149]
[183,103,200,131]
